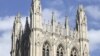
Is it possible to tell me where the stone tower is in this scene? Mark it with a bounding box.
[11,0,90,56]
[76,5,89,56]
[30,0,42,56]
[30,0,42,29]
[11,13,22,56]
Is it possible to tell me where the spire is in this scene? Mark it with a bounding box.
[78,5,84,12]
[52,11,55,20]
[76,5,89,56]
[76,5,88,39]
[24,17,30,32]
[65,16,69,29]
[76,5,86,31]
[13,13,21,27]
[15,13,21,23]
[25,17,29,28]
[51,11,56,25]
[13,13,22,36]
[77,5,85,21]
[65,16,69,36]
[11,13,22,56]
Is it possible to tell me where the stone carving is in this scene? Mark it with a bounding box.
[10,0,90,56]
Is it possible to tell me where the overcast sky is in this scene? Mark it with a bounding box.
[0,0,100,56]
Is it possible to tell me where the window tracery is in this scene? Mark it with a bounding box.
[43,42,50,56]
[57,44,64,56]
[71,47,78,56]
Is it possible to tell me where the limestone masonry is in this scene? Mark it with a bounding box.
[10,0,90,56]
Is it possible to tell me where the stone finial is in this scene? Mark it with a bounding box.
[78,5,84,12]
[12,13,22,38]
[17,12,21,18]
[15,13,21,23]
[79,5,83,9]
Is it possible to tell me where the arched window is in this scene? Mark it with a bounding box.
[43,41,50,56]
[57,44,64,56]
[71,47,78,56]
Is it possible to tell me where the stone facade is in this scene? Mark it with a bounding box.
[10,0,90,56]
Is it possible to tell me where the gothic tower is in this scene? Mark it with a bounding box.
[30,0,42,29]
[76,5,89,56]
[11,13,22,56]
[10,0,90,56]
[30,0,42,56]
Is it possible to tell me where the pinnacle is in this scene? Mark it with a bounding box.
[17,12,21,18]
[65,16,69,29]
[26,17,29,25]
[79,5,83,9]
[25,17,29,28]
[78,4,84,11]
[65,16,68,22]
[52,11,55,21]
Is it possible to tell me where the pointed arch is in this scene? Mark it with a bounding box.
[57,44,64,56]
[42,41,50,56]
[70,47,78,56]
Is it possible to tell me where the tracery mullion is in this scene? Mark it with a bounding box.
[57,50,59,56]
[61,51,63,56]
[43,47,45,56]
[45,46,47,56]
[71,48,78,56]
[57,45,63,56]
[43,42,50,56]
[47,48,49,56]
[75,51,77,56]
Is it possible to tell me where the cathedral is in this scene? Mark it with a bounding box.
[10,0,90,56]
